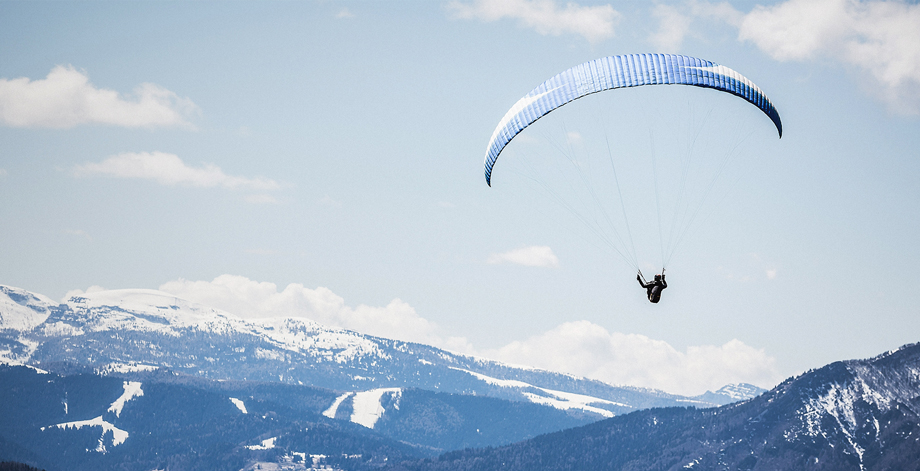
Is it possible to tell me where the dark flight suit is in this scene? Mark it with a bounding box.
[637,274,667,303]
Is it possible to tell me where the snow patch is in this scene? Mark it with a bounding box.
[714,383,764,401]
[453,367,533,389]
[252,317,389,364]
[20,364,49,374]
[521,390,617,418]
[42,416,129,451]
[452,367,628,417]
[98,362,159,374]
[0,339,41,366]
[254,347,287,361]
[67,289,249,335]
[107,381,143,418]
[793,366,915,471]
[0,285,56,330]
[311,454,327,467]
[38,321,85,337]
[350,388,401,429]
[230,397,248,414]
[23,287,393,368]
[245,436,276,450]
[802,381,868,469]
[323,392,353,418]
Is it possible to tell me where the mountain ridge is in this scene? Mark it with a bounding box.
[0,283,763,417]
[4,282,918,470]
[384,342,920,471]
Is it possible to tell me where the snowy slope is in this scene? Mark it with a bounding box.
[775,347,920,469]
[42,416,129,452]
[39,379,144,453]
[451,367,630,418]
[0,284,763,419]
[391,343,920,471]
[0,285,56,331]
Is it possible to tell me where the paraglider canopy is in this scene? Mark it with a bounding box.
[484,53,782,186]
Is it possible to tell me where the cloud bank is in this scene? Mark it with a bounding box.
[152,274,779,395]
[487,245,560,267]
[740,0,920,113]
[73,152,280,191]
[655,0,920,113]
[447,0,621,43]
[0,65,198,128]
[487,321,779,396]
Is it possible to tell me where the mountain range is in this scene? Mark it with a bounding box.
[0,284,758,418]
[16,283,912,470]
[385,343,920,471]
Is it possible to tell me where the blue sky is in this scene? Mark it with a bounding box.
[2,0,919,395]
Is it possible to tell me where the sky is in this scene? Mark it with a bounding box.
[1,0,919,396]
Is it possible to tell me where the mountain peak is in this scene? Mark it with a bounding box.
[0,285,57,331]
[713,382,766,401]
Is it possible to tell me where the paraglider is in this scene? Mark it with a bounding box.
[637,271,667,303]
[484,53,781,186]
[482,54,782,303]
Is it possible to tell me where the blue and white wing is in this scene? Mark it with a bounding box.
[484,53,782,186]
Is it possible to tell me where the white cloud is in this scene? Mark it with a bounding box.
[488,245,560,267]
[487,320,780,395]
[62,285,107,302]
[73,152,280,191]
[739,0,920,113]
[336,8,355,19]
[0,168,7,178]
[650,1,744,50]
[158,275,473,351]
[152,274,777,394]
[0,65,199,128]
[739,0,845,61]
[651,4,694,51]
[447,0,621,43]
[664,0,920,113]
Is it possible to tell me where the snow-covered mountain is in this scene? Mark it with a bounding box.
[0,285,55,331]
[4,341,918,471]
[0,284,762,419]
[388,342,920,471]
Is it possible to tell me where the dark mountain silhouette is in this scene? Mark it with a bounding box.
[386,343,920,471]
[0,462,46,471]
[0,363,598,471]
